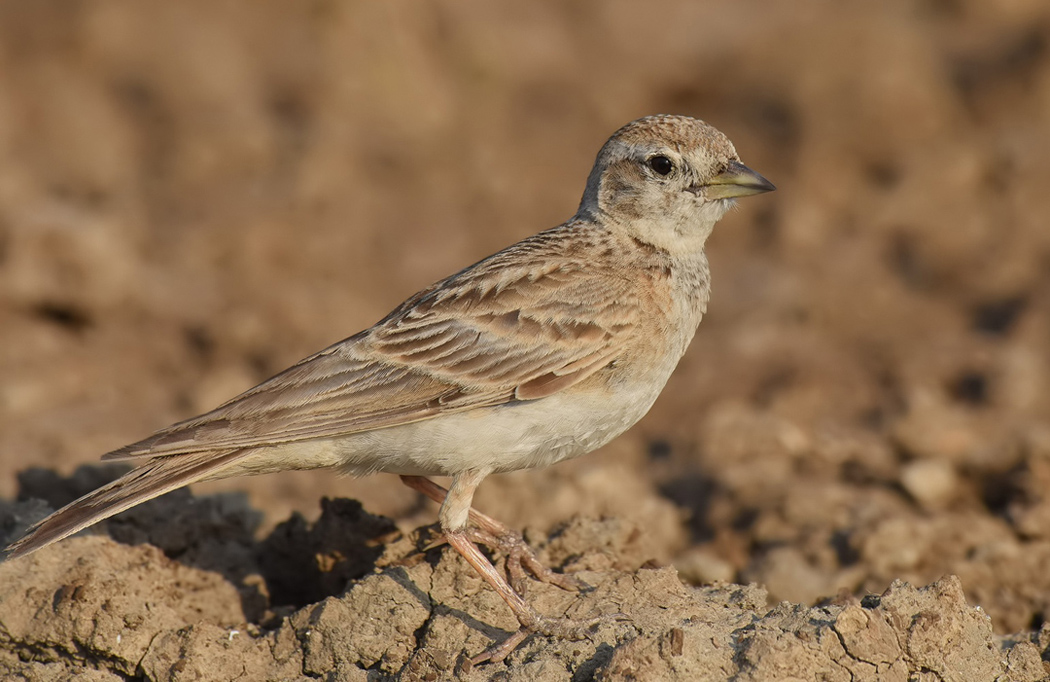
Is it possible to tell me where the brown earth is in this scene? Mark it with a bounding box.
[1,1,1050,680]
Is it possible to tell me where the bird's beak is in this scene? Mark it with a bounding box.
[696,160,776,199]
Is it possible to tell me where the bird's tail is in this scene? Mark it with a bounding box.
[4,449,250,560]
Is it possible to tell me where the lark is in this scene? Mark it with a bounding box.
[5,115,774,662]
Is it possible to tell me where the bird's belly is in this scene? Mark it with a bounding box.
[230,381,662,479]
[345,383,662,476]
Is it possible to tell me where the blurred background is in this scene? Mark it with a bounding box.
[2,0,1050,635]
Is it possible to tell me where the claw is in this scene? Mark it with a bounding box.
[469,628,531,666]
[469,612,626,665]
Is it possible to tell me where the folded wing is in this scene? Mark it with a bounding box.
[104,230,642,461]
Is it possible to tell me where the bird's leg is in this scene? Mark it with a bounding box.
[400,474,588,594]
[405,472,604,665]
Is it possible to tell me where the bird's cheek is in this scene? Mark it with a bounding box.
[611,194,647,221]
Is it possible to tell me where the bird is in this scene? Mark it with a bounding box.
[4,114,774,663]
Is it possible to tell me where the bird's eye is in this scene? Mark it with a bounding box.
[647,155,673,176]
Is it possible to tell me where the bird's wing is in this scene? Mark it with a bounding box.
[104,230,645,460]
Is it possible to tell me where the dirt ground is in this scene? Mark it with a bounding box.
[1,1,1050,680]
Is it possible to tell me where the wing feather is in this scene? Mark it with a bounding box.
[103,228,645,461]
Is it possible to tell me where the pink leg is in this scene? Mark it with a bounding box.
[400,474,588,594]
[401,473,609,665]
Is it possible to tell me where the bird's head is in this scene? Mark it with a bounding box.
[579,114,774,252]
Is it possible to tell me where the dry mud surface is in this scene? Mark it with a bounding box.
[2,1,1050,680]
[1,485,1047,682]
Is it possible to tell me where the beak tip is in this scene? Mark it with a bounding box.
[701,161,776,199]
[731,160,776,194]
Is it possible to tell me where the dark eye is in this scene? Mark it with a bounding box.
[647,155,673,176]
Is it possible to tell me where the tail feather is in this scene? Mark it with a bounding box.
[4,449,249,560]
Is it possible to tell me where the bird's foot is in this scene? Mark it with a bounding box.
[469,611,628,666]
[464,526,589,596]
